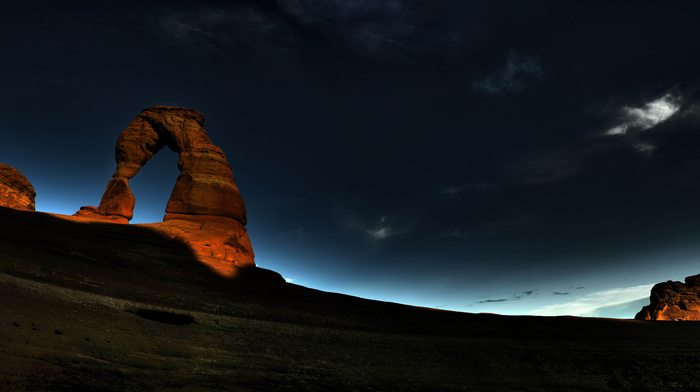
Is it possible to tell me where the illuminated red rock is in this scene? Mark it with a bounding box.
[0,163,36,211]
[98,177,135,220]
[143,215,255,278]
[635,275,700,321]
[94,106,246,223]
[77,106,255,274]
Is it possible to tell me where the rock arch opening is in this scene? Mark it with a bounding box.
[127,147,180,224]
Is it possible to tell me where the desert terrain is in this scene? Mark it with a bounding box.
[1,206,700,391]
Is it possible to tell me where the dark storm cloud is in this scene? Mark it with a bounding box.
[553,292,569,296]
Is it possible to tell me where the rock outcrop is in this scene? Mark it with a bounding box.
[0,163,36,210]
[635,275,700,320]
[76,106,254,276]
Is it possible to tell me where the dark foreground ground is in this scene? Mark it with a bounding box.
[1,206,699,392]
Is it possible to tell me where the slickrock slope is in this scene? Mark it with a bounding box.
[3,206,700,392]
[0,163,35,210]
[635,274,700,320]
[75,106,254,276]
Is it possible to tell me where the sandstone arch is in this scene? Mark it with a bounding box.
[77,106,255,275]
[97,106,246,224]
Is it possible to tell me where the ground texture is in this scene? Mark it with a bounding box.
[1,207,699,391]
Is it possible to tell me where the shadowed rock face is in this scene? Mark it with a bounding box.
[635,275,700,320]
[76,106,255,274]
[0,163,35,211]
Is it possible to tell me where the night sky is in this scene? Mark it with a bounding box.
[3,1,700,318]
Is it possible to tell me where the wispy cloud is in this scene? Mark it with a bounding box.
[366,226,394,240]
[604,94,681,136]
[154,0,420,69]
[514,90,687,184]
[279,0,482,68]
[153,2,305,76]
[345,214,410,242]
[472,51,543,94]
[599,93,683,157]
[529,284,654,317]
[157,5,286,46]
[365,215,405,241]
[477,290,537,304]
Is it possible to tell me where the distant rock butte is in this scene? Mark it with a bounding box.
[635,275,700,321]
[0,163,36,211]
[75,106,254,276]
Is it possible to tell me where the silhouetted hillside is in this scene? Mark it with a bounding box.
[2,206,700,391]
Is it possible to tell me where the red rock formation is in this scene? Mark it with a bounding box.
[0,163,36,211]
[143,215,255,278]
[98,177,135,220]
[77,106,255,275]
[635,275,700,320]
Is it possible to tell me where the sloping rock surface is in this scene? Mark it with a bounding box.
[635,274,700,320]
[3,206,700,391]
[0,163,35,210]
